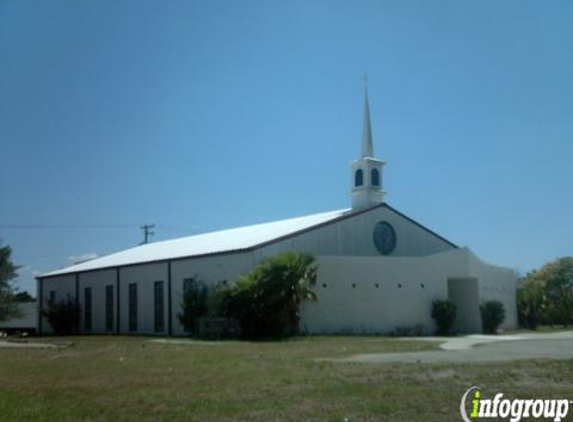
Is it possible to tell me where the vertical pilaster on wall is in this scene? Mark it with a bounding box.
[116,268,121,335]
[75,274,79,333]
[168,261,172,336]
[37,278,43,335]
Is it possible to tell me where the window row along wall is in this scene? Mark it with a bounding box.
[37,253,254,336]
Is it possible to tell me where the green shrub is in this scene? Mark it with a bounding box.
[431,300,457,336]
[223,252,317,339]
[480,300,506,334]
[41,295,79,335]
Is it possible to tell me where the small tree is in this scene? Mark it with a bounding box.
[14,291,35,303]
[0,244,21,322]
[41,295,79,335]
[431,299,457,336]
[517,280,542,329]
[519,257,573,327]
[480,300,506,334]
[543,257,573,326]
[178,278,209,335]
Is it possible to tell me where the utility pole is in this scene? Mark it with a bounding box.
[140,224,155,245]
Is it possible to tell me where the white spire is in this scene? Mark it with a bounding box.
[362,77,374,158]
[350,75,386,210]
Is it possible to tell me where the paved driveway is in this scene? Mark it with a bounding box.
[340,331,573,364]
[0,340,58,349]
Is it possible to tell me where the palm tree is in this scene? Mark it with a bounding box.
[227,251,318,338]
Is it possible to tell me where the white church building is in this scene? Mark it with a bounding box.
[37,90,517,336]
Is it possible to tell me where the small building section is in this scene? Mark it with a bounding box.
[0,302,38,335]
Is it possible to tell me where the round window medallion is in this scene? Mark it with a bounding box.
[373,221,396,255]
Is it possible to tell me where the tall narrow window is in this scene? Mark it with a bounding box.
[183,278,194,297]
[371,168,380,186]
[355,169,364,187]
[105,285,114,332]
[154,281,164,333]
[128,283,138,332]
[49,290,56,304]
[84,287,92,332]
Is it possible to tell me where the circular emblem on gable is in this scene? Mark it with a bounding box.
[373,221,396,255]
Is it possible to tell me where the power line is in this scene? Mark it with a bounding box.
[0,224,200,230]
[0,224,139,229]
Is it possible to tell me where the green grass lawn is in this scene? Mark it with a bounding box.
[0,336,572,422]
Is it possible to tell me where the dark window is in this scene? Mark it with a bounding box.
[84,287,92,332]
[154,281,164,333]
[128,283,138,332]
[371,168,380,186]
[49,290,56,304]
[105,285,114,332]
[355,169,364,187]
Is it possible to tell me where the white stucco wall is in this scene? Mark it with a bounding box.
[301,248,517,334]
[301,251,459,334]
[468,252,518,330]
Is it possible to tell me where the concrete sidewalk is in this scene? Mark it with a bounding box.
[0,339,58,349]
[339,331,573,364]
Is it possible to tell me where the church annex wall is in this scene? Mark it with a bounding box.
[467,252,518,330]
[302,251,467,334]
[301,249,517,334]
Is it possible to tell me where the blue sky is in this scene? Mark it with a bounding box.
[1,0,572,294]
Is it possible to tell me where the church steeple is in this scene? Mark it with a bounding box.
[350,80,386,210]
[362,84,374,158]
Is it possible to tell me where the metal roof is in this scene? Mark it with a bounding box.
[40,208,351,277]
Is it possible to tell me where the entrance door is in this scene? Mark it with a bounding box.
[447,278,481,334]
